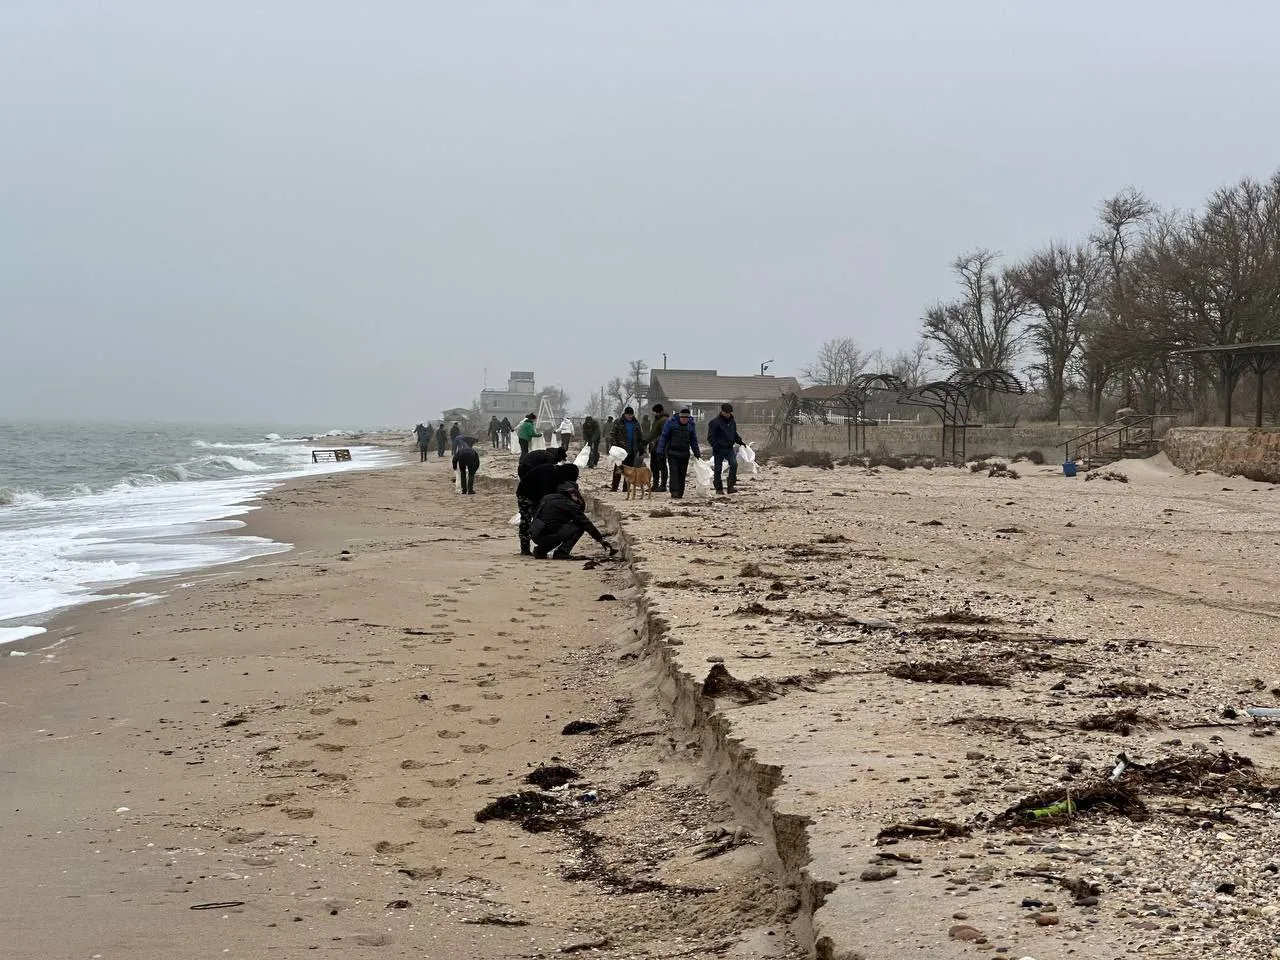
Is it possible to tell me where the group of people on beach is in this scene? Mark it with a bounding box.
[415,402,749,560]
[413,421,462,462]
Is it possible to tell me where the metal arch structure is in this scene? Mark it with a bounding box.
[898,368,1026,462]
[1174,341,1280,427]
[771,373,906,451]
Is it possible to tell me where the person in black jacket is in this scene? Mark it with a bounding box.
[436,422,448,458]
[452,438,481,494]
[707,403,746,494]
[530,481,613,559]
[513,451,570,555]
[656,407,701,499]
[414,423,433,462]
[647,404,669,492]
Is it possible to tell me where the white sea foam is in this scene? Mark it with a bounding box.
[0,441,401,636]
[0,626,47,645]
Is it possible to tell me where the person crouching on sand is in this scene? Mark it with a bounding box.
[452,437,481,495]
[529,481,613,560]
[514,447,567,556]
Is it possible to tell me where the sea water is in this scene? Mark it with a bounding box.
[0,421,404,644]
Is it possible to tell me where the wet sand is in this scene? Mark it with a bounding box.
[0,455,799,960]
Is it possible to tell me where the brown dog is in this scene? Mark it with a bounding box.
[620,464,653,500]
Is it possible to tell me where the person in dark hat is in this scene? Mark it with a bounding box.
[516,412,539,454]
[647,403,669,493]
[529,480,613,560]
[514,447,568,555]
[656,406,701,498]
[608,407,645,493]
[436,422,448,458]
[707,402,747,494]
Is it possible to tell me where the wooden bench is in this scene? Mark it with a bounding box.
[311,448,352,463]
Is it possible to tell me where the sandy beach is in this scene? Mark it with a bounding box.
[0,454,799,960]
[3,448,1279,960]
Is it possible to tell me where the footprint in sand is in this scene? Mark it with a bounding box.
[316,743,346,752]
[284,807,315,820]
[322,686,344,694]
[374,840,412,855]
[263,792,297,804]
[298,731,323,741]
[481,693,503,701]
[226,829,266,845]
[394,797,426,808]
[461,744,489,755]
[474,717,501,726]
[426,777,459,788]
[399,866,443,881]
[348,694,373,703]
[415,817,450,829]
[309,707,333,716]
[284,759,311,770]
[335,718,358,726]
[400,760,427,770]
[446,704,473,713]
[316,772,348,782]
[437,730,464,739]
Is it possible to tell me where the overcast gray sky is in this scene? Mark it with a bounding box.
[3,1,1278,426]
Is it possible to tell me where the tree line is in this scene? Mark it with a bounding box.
[810,169,1280,424]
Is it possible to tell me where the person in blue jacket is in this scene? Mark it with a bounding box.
[707,402,746,494]
[656,407,701,499]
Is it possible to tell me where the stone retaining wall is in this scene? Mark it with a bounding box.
[1164,427,1280,482]
[769,423,1087,459]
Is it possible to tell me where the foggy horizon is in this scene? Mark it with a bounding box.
[4,1,1280,426]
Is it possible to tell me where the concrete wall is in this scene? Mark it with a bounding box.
[763,423,1086,459]
[1163,427,1280,482]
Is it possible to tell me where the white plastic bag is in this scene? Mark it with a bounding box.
[605,445,628,468]
[573,445,590,469]
[454,470,461,494]
[691,457,714,494]
[508,512,521,526]
[738,442,759,475]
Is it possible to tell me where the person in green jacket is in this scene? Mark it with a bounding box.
[516,413,539,455]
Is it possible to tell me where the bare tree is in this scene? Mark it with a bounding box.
[922,249,1029,374]
[577,387,612,421]
[802,337,868,385]
[885,341,933,387]
[606,377,627,414]
[626,359,650,408]
[1009,243,1103,422]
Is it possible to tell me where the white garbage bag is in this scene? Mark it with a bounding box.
[454,469,461,494]
[691,457,714,494]
[573,445,591,469]
[738,442,759,475]
[508,512,521,526]
[605,445,628,468]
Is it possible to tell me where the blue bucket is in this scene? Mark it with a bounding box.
[1062,461,1078,478]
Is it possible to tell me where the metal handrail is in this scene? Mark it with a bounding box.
[1061,415,1171,462]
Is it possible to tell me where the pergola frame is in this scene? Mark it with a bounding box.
[1175,341,1280,427]
[773,373,905,451]
[897,368,1026,462]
